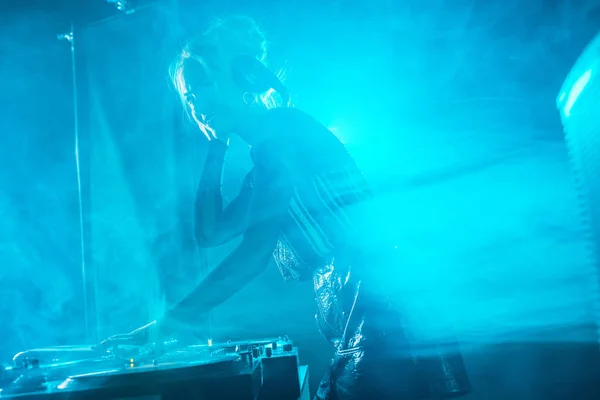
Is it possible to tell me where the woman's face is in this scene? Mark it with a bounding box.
[181,57,247,135]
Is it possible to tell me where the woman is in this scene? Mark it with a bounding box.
[120,16,471,400]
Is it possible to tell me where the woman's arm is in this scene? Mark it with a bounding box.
[163,148,293,331]
[194,139,253,248]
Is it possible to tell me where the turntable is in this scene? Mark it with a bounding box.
[0,337,309,400]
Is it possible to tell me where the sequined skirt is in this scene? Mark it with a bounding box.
[312,255,471,400]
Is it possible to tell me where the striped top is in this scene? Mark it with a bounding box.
[247,108,373,281]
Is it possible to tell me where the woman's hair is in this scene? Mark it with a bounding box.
[170,15,285,110]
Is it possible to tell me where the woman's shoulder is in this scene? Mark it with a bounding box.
[265,106,315,121]
[253,107,357,171]
[260,107,344,149]
[263,107,328,134]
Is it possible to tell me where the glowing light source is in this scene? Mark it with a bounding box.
[563,69,592,118]
[106,0,135,14]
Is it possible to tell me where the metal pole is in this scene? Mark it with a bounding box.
[58,24,93,343]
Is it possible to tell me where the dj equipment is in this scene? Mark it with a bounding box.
[0,337,309,400]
